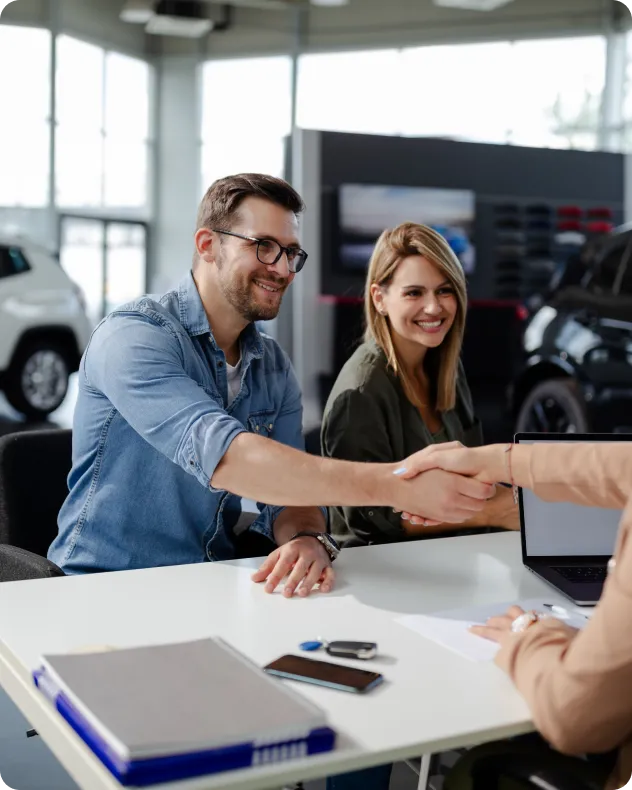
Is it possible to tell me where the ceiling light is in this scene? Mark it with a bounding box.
[120,0,155,23]
[434,0,513,10]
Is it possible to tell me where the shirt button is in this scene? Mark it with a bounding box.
[218,361,224,368]
[368,510,374,517]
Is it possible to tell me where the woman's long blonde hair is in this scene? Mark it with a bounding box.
[364,222,467,412]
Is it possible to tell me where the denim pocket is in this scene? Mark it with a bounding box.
[247,410,275,437]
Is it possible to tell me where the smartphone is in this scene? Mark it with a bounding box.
[264,654,384,694]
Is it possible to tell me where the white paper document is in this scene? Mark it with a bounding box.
[396,598,592,662]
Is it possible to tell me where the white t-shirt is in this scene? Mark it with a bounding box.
[226,354,257,533]
[226,358,242,406]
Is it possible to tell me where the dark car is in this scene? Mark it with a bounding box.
[511,226,632,434]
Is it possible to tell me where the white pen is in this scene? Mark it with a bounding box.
[543,603,589,620]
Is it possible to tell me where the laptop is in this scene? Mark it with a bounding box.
[515,433,627,606]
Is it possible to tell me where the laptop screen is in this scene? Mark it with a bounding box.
[517,438,622,558]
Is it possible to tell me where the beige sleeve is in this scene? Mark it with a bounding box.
[495,495,632,755]
[511,442,632,510]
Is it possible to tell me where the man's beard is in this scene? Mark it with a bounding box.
[217,263,287,322]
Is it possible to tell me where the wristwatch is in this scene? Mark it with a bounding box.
[290,531,340,563]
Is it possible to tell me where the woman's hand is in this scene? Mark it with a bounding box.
[395,442,504,482]
[469,605,527,646]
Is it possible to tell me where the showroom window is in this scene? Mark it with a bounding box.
[508,37,605,150]
[399,42,512,142]
[296,37,606,150]
[622,30,632,152]
[0,25,51,207]
[297,50,402,135]
[200,56,292,194]
[55,36,152,209]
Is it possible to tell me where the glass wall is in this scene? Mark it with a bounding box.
[60,217,147,324]
[297,50,402,135]
[623,31,632,151]
[56,36,151,209]
[0,27,152,214]
[0,26,51,208]
[0,24,151,309]
[297,36,606,150]
[199,37,607,192]
[200,56,292,194]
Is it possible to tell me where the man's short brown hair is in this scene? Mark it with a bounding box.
[196,173,305,231]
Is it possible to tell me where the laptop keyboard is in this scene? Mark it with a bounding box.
[551,566,607,583]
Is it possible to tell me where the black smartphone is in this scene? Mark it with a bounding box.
[264,654,384,694]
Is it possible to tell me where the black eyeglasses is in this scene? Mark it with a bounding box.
[211,229,308,274]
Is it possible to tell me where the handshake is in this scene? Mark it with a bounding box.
[387,441,516,529]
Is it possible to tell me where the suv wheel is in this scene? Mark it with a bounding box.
[516,378,589,434]
[5,341,71,419]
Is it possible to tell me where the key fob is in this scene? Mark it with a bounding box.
[325,641,377,660]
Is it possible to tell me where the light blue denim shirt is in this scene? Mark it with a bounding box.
[50,272,311,574]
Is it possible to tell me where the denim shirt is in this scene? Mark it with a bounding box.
[50,272,309,574]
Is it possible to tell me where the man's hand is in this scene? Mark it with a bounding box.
[391,467,495,525]
[252,536,334,598]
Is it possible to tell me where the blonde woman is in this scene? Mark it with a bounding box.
[321,222,518,549]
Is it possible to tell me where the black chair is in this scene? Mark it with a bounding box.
[0,429,71,581]
[471,750,606,790]
[0,545,64,581]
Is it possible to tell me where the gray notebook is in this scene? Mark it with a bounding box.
[39,637,328,760]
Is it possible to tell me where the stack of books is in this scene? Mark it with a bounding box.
[33,637,335,786]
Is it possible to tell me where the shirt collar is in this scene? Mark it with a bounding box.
[177,270,264,359]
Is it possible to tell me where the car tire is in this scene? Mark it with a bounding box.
[516,378,590,434]
[4,340,71,419]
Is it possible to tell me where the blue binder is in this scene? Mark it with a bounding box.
[33,665,336,787]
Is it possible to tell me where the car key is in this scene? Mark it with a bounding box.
[299,639,377,660]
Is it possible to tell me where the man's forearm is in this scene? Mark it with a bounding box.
[212,434,494,522]
[273,506,327,545]
[212,433,396,508]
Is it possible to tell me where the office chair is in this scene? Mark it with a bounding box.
[470,751,606,790]
[0,545,64,582]
[0,428,71,581]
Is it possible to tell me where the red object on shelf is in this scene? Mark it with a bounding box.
[586,207,613,219]
[556,220,583,232]
[557,205,583,218]
[585,221,613,234]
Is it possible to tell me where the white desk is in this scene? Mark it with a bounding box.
[0,533,568,790]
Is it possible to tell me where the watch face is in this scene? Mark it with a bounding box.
[320,534,340,555]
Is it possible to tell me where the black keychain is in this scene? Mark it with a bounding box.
[299,638,377,660]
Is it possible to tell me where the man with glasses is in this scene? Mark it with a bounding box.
[50,173,493,594]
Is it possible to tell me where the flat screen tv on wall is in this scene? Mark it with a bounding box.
[338,183,476,275]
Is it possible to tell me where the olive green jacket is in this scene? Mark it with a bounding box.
[321,340,483,547]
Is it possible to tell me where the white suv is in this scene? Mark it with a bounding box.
[0,236,92,418]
